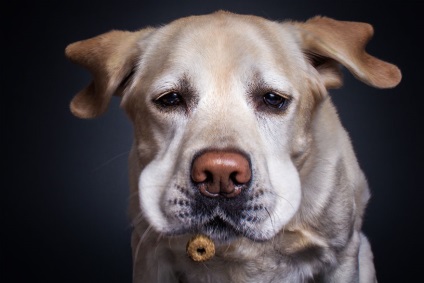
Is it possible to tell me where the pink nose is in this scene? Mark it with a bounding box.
[191,151,251,198]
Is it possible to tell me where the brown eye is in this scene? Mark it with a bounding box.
[156,92,183,107]
[263,92,288,109]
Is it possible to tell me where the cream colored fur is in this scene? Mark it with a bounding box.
[66,11,401,283]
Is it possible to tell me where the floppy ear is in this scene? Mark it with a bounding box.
[296,16,401,89]
[65,28,155,118]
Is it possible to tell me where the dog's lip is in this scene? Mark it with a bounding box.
[194,216,241,242]
[166,214,273,243]
[164,217,239,242]
[204,217,235,232]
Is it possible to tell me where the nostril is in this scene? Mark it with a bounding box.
[192,169,213,184]
[204,171,213,183]
[230,169,251,185]
[229,172,239,185]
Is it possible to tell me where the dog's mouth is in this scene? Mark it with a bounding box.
[167,212,261,243]
[197,216,240,242]
[163,181,278,242]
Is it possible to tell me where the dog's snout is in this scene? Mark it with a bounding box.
[191,151,251,198]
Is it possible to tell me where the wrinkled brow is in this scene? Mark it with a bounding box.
[246,70,294,96]
[148,74,196,96]
[177,75,197,97]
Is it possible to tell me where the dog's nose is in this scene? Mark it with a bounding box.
[191,151,251,198]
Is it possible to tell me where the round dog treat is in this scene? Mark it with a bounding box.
[186,234,215,262]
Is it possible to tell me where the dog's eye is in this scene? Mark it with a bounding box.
[263,92,288,109]
[156,92,183,107]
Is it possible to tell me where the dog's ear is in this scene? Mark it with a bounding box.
[65,28,154,118]
[296,16,401,89]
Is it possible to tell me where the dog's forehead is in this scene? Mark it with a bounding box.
[138,12,306,95]
[165,12,300,67]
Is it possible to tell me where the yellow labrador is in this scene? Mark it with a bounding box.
[66,11,401,283]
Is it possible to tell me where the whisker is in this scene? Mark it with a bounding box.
[131,212,145,229]
[133,229,145,280]
[264,207,273,226]
[223,240,232,255]
[140,225,154,243]
[128,190,139,200]
[264,207,278,243]
[93,150,130,171]
[153,232,166,259]
[268,190,296,213]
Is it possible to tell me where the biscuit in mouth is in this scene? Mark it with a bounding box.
[186,234,215,262]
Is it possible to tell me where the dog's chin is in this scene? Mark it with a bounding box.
[198,217,240,243]
[168,217,271,243]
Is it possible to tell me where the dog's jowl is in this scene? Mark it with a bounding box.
[66,11,401,283]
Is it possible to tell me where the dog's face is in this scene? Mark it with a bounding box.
[123,13,313,242]
[66,12,401,243]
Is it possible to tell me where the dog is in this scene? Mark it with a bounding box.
[66,11,401,283]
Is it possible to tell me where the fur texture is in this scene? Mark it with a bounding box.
[66,11,401,282]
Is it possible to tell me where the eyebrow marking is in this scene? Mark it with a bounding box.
[152,74,199,114]
[245,71,293,115]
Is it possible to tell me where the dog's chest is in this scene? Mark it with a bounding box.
[176,255,315,283]
[172,236,330,283]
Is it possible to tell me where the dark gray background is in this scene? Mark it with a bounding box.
[2,0,422,282]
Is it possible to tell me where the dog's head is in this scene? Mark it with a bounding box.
[66,12,400,242]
